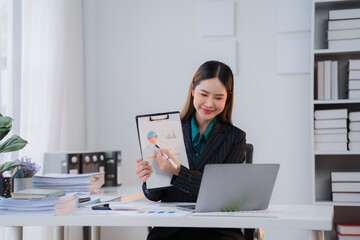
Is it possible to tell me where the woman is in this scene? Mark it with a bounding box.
[136,60,246,240]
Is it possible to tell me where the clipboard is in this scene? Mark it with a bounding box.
[136,111,189,190]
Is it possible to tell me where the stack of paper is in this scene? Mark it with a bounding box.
[32,172,105,194]
[0,194,77,216]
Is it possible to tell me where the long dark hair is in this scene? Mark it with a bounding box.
[180,60,234,124]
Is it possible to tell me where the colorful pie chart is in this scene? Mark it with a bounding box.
[147,131,158,143]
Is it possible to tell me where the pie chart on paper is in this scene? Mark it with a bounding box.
[147,131,158,144]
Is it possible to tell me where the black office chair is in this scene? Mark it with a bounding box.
[244,143,255,240]
[244,143,264,240]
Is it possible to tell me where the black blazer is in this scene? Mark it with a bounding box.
[143,119,246,203]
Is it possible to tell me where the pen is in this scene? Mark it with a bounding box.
[155,144,179,170]
[12,167,20,177]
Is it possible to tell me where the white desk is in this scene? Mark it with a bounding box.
[1,203,333,240]
[0,185,145,240]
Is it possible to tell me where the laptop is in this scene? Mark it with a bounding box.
[188,163,279,212]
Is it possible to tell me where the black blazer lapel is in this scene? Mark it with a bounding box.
[182,121,193,169]
[195,122,225,170]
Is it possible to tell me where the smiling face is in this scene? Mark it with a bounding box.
[192,78,227,126]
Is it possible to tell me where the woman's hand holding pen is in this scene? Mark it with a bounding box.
[135,159,153,182]
[156,148,180,176]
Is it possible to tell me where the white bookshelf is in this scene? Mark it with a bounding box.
[315,151,360,155]
[315,99,360,104]
[311,1,360,239]
[315,49,360,55]
[316,201,360,207]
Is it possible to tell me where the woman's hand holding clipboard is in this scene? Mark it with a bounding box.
[135,111,188,189]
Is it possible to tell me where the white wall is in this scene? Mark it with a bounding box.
[83,0,313,239]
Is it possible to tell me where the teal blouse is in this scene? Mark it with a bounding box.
[191,115,217,164]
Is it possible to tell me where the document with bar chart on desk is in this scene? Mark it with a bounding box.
[136,111,189,190]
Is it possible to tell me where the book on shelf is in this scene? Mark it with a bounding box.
[329,39,360,50]
[332,172,360,182]
[329,8,360,20]
[350,60,360,70]
[314,133,347,142]
[314,119,347,129]
[349,131,360,141]
[349,70,360,80]
[332,61,339,100]
[349,142,360,151]
[317,61,324,100]
[11,188,65,199]
[315,142,347,152]
[349,80,360,90]
[328,28,360,41]
[333,192,360,202]
[350,112,360,122]
[337,233,360,240]
[314,128,347,135]
[337,223,360,235]
[314,109,348,120]
[349,90,360,100]
[316,61,338,100]
[332,182,360,192]
[329,19,360,30]
[324,60,332,100]
[350,122,360,131]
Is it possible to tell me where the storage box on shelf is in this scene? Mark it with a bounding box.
[312,1,360,240]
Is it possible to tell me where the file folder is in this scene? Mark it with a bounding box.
[98,152,106,173]
[81,153,93,173]
[43,152,81,174]
[44,151,121,183]
[104,150,122,186]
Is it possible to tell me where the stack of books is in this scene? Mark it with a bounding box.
[11,188,65,199]
[349,60,360,100]
[336,223,360,240]
[328,8,360,50]
[332,172,360,203]
[317,60,338,100]
[32,172,105,194]
[314,109,348,152]
[349,111,360,151]
[0,193,77,216]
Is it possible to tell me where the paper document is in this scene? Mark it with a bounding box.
[80,201,192,217]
